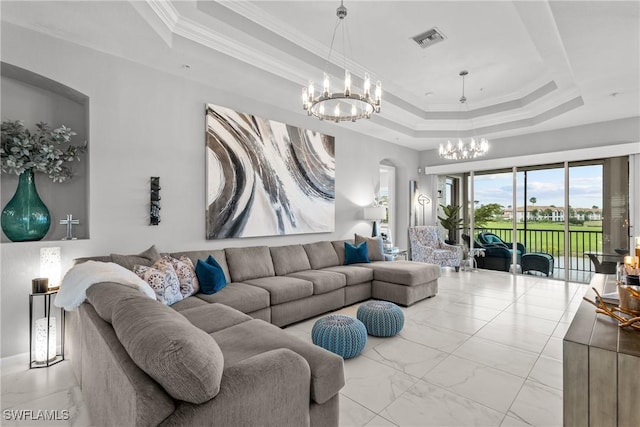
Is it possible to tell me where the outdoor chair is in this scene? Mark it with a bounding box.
[477,232,526,255]
[474,232,525,272]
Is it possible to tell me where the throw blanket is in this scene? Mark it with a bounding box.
[55,261,156,310]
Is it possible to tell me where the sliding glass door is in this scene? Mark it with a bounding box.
[458,156,629,283]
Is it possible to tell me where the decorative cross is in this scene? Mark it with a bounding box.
[60,214,80,240]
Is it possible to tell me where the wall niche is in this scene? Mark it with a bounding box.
[1,62,90,242]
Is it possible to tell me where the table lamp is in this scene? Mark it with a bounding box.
[363,206,386,237]
[40,247,61,291]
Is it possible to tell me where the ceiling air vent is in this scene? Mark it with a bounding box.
[411,27,446,49]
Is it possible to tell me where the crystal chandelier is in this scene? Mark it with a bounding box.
[302,1,381,123]
[439,71,489,160]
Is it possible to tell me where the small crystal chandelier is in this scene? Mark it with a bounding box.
[302,1,381,123]
[439,70,489,160]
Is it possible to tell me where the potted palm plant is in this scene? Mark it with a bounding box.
[438,204,464,244]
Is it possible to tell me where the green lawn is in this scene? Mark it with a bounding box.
[474,220,603,257]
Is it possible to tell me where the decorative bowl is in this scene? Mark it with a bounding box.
[618,284,640,315]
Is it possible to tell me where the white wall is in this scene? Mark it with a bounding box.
[0,23,420,357]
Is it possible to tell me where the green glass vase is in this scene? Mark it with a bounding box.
[1,169,51,242]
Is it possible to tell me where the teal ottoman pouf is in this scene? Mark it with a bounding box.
[357,300,404,337]
[311,315,367,359]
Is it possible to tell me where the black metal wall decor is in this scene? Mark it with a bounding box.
[150,177,161,225]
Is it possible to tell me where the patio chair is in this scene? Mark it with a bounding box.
[477,232,526,255]
[474,232,525,272]
[585,253,617,274]
[409,226,462,271]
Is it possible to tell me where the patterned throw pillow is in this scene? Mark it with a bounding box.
[134,258,183,306]
[163,255,200,298]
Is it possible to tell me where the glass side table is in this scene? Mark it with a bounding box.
[29,290,65,369]
[462,248,486,271]
[384,247,408,261]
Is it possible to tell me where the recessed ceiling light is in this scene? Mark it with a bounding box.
[182,64,191,70]
[610,91,620,97]
[425,91,434,97]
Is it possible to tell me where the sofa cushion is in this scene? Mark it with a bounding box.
[303,241,340,269]
[212,319,344,405]
[243,276,313,305]
[178,303,252,334]
[163,255,199,297]
[110,245,161,271]
[170,296,208,312]
[354,234,385,262]
[86,283,144,323]
[133,257,183,306]
[170,250,231,283]
[195,282,270,314]
[195,256,227,295]
[331,239,354,265]
[360,260,440,286]
[225,247,275,282]
[270,245,312,276]
[344,242,370,265]
[322,265,374,286]
[287,270,346,295]
[111,296,224,404]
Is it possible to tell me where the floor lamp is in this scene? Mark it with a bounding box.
[363,206,386,237]
[417,194,431,226]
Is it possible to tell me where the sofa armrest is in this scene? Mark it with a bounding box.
[438,240,457,251]
[161,349,312,427]
[502,241,526,254]
[438,241,463,260]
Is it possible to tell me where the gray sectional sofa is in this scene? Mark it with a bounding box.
[67,239,440,426]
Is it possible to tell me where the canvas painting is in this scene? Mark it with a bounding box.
[205,104,335,239]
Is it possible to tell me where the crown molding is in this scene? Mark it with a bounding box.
[139,0,591,143]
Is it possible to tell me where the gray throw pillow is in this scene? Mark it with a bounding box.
[110,245,161,271]
[355,234,385,261]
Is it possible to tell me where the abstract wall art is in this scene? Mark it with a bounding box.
[205,104,335,239]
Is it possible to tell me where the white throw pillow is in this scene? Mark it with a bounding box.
[163,255,200,297]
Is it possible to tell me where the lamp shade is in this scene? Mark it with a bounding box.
[40,247,61,288]
[363,206,386,220]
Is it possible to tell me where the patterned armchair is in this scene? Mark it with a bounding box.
[409,226,462,271]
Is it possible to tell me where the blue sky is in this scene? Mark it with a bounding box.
[473,165,603,209]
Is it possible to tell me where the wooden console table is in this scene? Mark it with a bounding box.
[563,274,640,426]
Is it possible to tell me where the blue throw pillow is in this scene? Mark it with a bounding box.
[195,256,227,295]
[344,242,370,265]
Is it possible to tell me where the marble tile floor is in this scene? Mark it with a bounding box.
[0,269,588,427]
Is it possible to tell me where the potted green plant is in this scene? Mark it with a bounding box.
[1,120,87,241]
[438,204,464,244]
